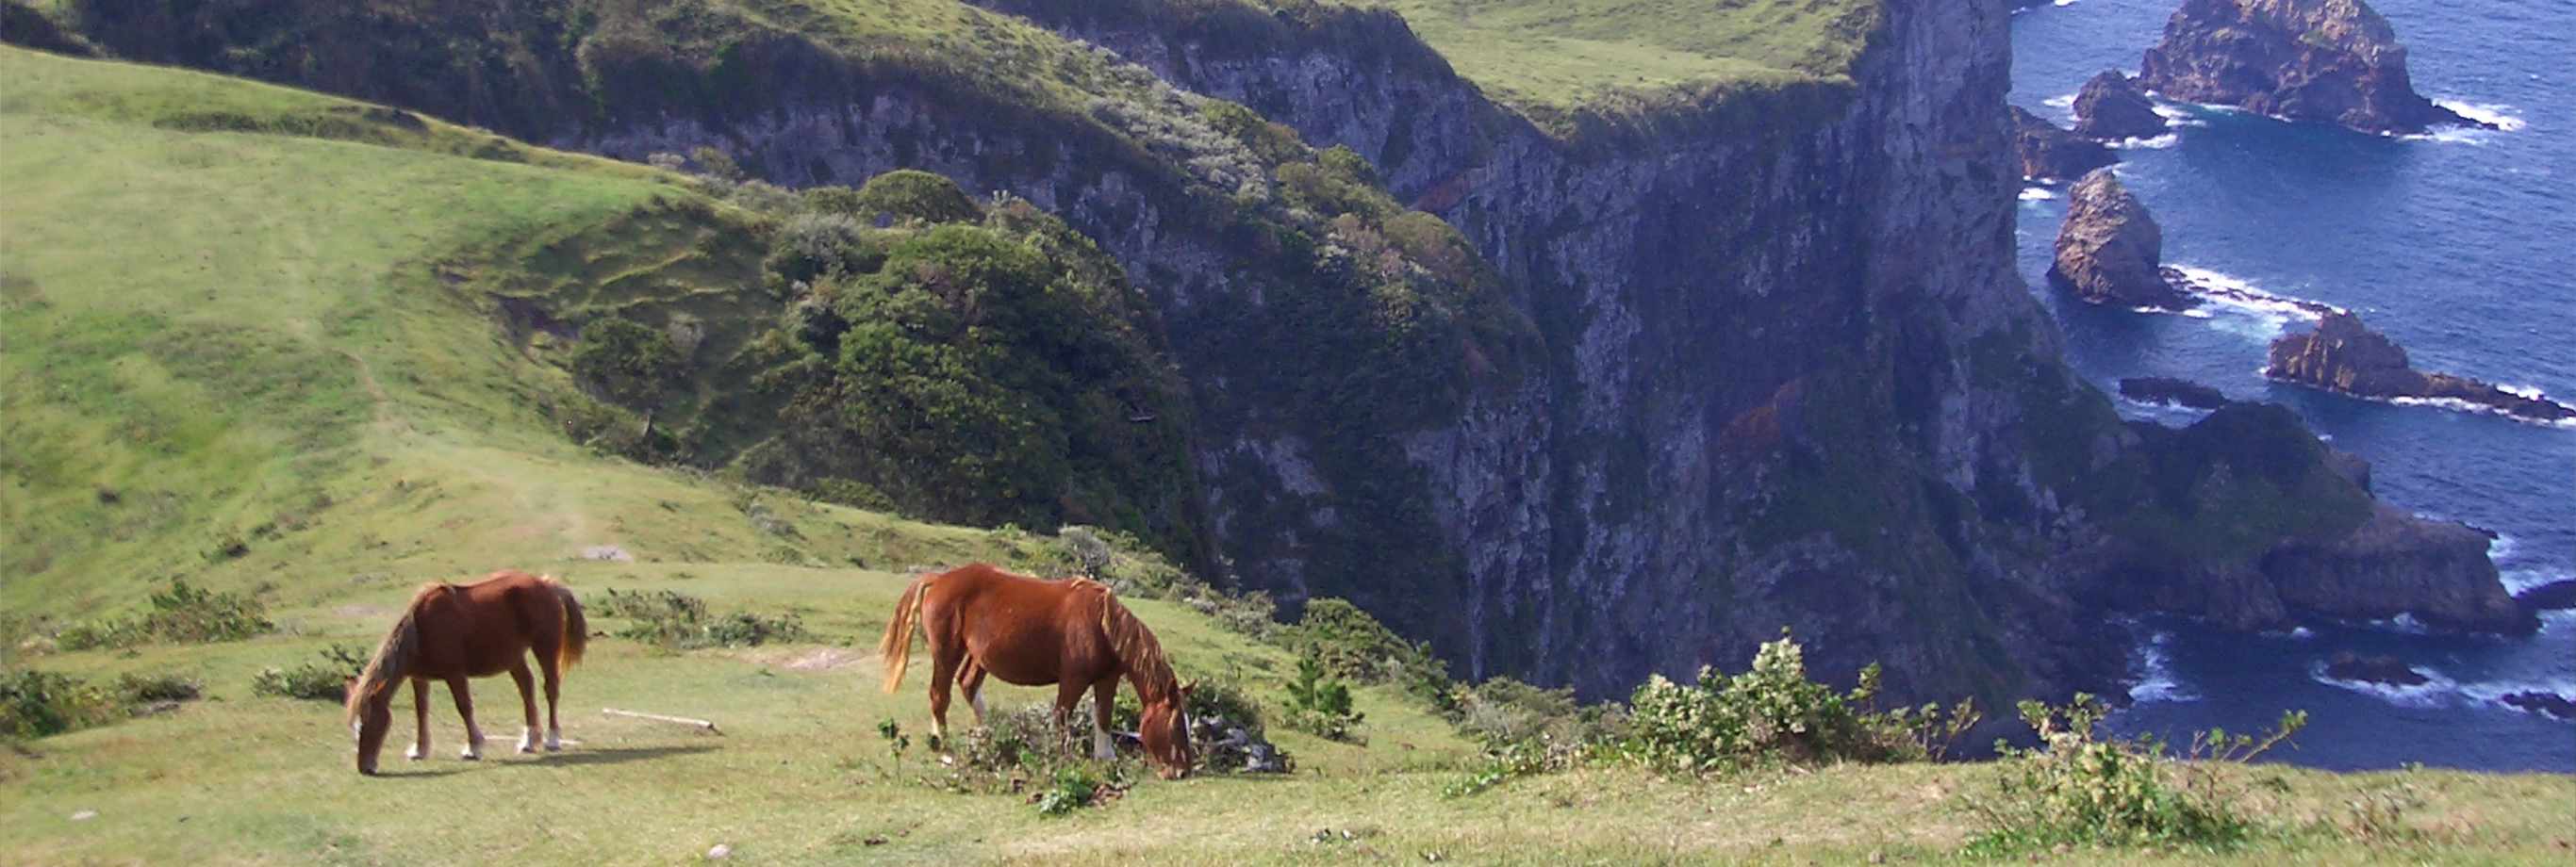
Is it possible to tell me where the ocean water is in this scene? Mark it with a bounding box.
[2009,0,2575,771]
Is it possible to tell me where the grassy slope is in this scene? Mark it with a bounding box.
[3,46,2572,865]
[1349,0,1879,112]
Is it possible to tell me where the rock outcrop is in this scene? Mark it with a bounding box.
[2048,171,2193,310]
[2513,580,2576,612]
[2323,651,2428,687]
[2501,692,2576,721]
[2120,377,2228,410]
[2268,313,2576,423]
[2072,71,2168,140]
[2010,106,2116,181]
[2262,503,2535,633]
[2138,0,2480,135]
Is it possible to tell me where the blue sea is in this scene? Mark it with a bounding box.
[2009,0,2575,771]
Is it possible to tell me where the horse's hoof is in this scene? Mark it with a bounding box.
[458,750,481,761]
[404,745,426,761]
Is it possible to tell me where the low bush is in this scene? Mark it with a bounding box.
[252,645,368,701]
[1964,694,2306,856]
[3,667,205,739]
[1280,598,1453,712]
[903,705,1135,816]
[598,588,808,649]
[1621,630,1975,774]
[1280,656,1363,743]
[55,579,273,650]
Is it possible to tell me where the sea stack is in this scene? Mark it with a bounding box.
[2072,71,2169,140]
[2138,0,2484,135]
[2009,106,2117,182]
[2268,313,2576,423]
[2047,170,2193,310]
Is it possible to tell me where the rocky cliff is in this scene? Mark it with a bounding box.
[2048,171,2193,310]
[2269,312,2576,422]
[2010,106,2116,181]
[2138,0,2477,135]
[18,0,2524,706]
[2072,71,2167,140]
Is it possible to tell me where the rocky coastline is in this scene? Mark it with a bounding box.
[2268,313,2576,423]
[2138,0,2485,135]
[2010,106,2116,181]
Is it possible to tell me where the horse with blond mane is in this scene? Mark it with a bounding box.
[344,570,587,775]
[880,563,1196,778]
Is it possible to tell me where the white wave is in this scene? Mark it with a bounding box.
[2498,384,2550,401]
[2043,93,2076,109]
[2415,126,2495,146]
[2129,630,2198,703]
[2386,396,2576,430]
[2291,626,2315,639]
[2165,265,2345,320]
[2361,613,2432,635]
[2487,532,2519,564]
[2152,104,2198,121]
[2434,100,2528,132]
[2055,0,2076,6]
[2109,133,2181,150]
[2311,661,2453,707]
[2019,187,2058,202]
[2457,677,2576,707]
[2503,565,2570,596]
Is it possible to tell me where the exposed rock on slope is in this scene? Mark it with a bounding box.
[2268,313,2576,422]
[2010,106,2115,181]
[2138,0,2480,135]
[2072,71,2167,140]
[2048,170,2193,310]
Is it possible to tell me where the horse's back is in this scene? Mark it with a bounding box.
[415,571,560,678]
[923,564,1111,686]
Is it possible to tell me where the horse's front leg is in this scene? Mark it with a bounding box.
[1053,679,1089,760]
[405,678,431,761]
[1088,678,1119,761]
[445,676,484,760]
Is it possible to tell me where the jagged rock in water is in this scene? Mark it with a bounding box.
[2009,106,2116,181]
[2072,71,2168,140]
[2119,376,2227,410]
[2268,313,2576,422]
[2262,503,2536,634]
[2048,170,2193,310]
[2514,580,2576,613]
[2138,0,2483,135]
[2501,692,2576,721]
[2323,651,2428,687]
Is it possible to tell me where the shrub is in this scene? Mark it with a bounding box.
[114,672,202,706]
[598,588,807,649]
[1034,765,1111,817]
[0,669,122,739]
[1623,630,1973,774]
[55,579,273,650]
[1280,598,1453,711]
[848,170,982,225]
[922,705,1135,814]
[253,645,368,701]
[570,318,684,410]
[1964,694,2307,855]
[765,212,880,286]
[1280,656,1363,743]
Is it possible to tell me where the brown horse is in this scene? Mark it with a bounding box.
[344,570,587,775]
[879,564,1196,778]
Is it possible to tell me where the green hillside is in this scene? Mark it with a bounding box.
[3,42,2572,867]
[1355,0,1881,110]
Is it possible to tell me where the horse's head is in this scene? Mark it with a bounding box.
[346,677,392,776]
[1139,680,1197,779]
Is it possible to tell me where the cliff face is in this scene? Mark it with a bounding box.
[2138,0,2471,134]
[25,0,2518,707]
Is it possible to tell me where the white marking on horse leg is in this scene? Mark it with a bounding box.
[405,742,425,761]
[545,727,563,752]
[969,692,987,724]
[518,727,538,754]
[1093,727,1115,760]
[931,718,948,742]
[460,727,484,760]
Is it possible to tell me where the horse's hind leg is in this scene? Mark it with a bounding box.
[927,648,960,744]
[1053,679,1090,760]
[405,678,431,761]
[536,646,564,751]
[509,661,540,754]
[445,675,485,760]
[961,662,988,728]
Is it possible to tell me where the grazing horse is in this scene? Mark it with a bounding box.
[879,564,1197,778]
[344,570,587,775]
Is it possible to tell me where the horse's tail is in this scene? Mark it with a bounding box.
[548,576,588,670]
[879,573,931,694]
[346,584,437,723]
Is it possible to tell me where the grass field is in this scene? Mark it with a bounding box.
[1354,0,1881,111]
[5,43,2575,866]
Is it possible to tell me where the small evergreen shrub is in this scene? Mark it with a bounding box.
[113,672,202,706]
[917,705,1134,814]
[1623,630,1973,774]
[1280,598,1453,711]
[252,645,368,701]
[1280,656,1363,743]
[1,669,121,739]
[598,588,807,649]
[570,318,683,410]
[1965,694,2307,855]
[55,579,273,650]
[848,170,982,225]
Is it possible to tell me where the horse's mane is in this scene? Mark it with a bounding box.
[1092,583,1180,705]
[344,583,440,722]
